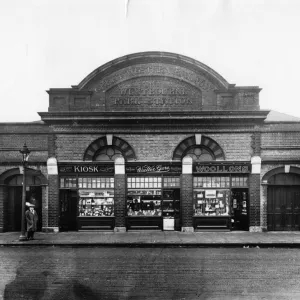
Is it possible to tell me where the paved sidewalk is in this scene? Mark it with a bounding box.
[1,231,300,247]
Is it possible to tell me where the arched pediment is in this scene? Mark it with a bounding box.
[46,51,261,114]
[78,51,229,91]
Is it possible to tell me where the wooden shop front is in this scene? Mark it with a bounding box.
[193,162,250,231]
[58,163,115,231]
[125,162,182,231]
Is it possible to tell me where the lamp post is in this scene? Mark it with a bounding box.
[19,143,30,241]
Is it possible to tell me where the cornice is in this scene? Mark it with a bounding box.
[39,110,269,124]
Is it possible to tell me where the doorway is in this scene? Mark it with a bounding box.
[268,186,300,231]
[59,189,78,231]
[7,177,42,231]
[231,189,249,231]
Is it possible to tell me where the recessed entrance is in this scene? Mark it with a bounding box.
[6,175,42,231]
[267,173,300,231]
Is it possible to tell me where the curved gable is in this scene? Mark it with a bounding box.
[46,51,261,113]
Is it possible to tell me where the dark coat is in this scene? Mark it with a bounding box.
[25,209,38,232]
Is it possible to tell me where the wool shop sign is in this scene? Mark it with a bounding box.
[193,163,251,174]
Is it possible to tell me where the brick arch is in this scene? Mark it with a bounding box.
[172,135,225,161]
[83,136,136,161]
[0,168,47,185]
[262,166,300,183]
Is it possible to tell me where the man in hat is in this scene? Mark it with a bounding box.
[25,202,39,240]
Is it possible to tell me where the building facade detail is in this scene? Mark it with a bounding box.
[1,51,299,233]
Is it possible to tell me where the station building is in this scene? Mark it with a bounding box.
[1,51,300,233]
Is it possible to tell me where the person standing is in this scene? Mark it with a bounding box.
[25,203,39,240]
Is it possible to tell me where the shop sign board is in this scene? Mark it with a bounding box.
[58,164,114,174]
[193,163,251,174]
[126,163,182,174]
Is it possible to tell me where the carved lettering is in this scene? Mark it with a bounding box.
[106,77,201,111]
[94,63,216,92]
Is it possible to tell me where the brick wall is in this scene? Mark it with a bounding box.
[262,132,300,146]
[56,134,100,160]
[249,174,260,228]
[181,174,193,228]
[48,175,59,228]
[42,186,48,229]
[114,174,126,228]
[208,133,252,161]
[55,132,253,162]
[0,185,8,232]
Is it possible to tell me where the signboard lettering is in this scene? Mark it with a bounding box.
[59,165,114,174]
[126,163,182,174]
[194,164,250,174]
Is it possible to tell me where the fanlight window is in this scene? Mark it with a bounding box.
[94,147,123,161]
[185,147,215,162]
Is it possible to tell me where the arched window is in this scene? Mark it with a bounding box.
[94,146,123,161]
[184,146,215,162]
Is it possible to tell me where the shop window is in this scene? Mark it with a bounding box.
[127,176,162,217]
[94,147,122,161]
[193,176,230,188]
[193,189,230,216]
[78,177,114,189]
[60,177,77,188]
[127,177,162,189]
[231,176,249,187]
[163,177,180,188]
[78,189,114,217]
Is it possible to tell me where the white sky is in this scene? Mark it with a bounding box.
[1,0,300,122]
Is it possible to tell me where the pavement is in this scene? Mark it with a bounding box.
[1,231,300,247]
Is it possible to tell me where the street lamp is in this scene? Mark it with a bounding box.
[19,143,30,241]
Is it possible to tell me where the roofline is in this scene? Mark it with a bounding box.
[76,51,230,90]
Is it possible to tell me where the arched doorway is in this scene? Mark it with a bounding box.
[267,172,300,231]
[6,174,43,231]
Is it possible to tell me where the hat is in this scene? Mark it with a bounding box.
[26,202,35,207]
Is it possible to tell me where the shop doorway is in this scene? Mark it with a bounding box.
[59,189,78,231]
[268,185,300,231]
[231,189,249,230]
[162,188,181,231]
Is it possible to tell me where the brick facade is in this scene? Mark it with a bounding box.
[249,174,261,231]
[1,52,300,233]
[114,174,126,230]
[181,174,194,231]
[47,175,59,231]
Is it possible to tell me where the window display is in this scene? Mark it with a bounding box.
[127,189,162,216]
[193,189,230,216]
[78,189,114,217]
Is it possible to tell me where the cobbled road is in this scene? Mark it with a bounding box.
[0,247,300,299]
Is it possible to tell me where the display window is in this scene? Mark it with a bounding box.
[193,189,230,216]
[127,176,162,217]
[78,189,114,217]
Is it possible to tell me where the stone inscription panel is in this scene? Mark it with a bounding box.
[105,77,202,111]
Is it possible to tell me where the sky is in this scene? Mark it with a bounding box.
[1,0,300,122]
